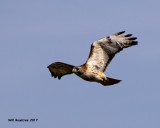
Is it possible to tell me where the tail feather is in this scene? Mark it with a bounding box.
[101,77,122,86]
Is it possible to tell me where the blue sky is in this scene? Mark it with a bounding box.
[1,0,160,128]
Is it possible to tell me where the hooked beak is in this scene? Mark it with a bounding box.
[72,67,76,73]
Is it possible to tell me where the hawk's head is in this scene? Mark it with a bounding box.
[72,66,84,76]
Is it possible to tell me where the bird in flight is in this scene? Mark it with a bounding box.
[47,31,138,86]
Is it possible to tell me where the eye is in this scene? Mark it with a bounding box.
[76,68,83,75]
[76,68,79,71]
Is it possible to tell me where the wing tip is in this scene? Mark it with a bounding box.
[124,34,132,37]
[58,76,62,80]
[129,37,137,40]
[115,31,126,35]
[132,41,138,45]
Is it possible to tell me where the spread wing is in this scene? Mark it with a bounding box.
[47,62,74,79]
[85,31,138,72]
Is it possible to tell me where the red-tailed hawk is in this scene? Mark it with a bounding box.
[48,31,138,86]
